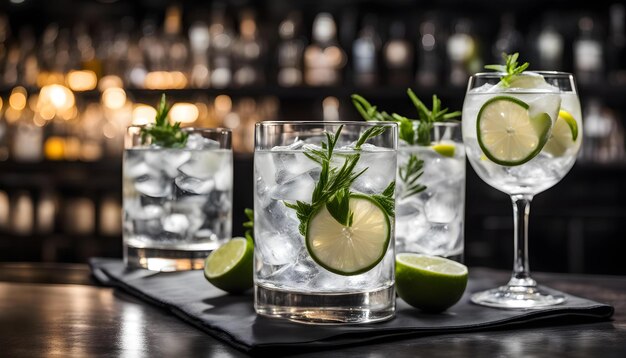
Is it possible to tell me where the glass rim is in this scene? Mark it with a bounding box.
[255,120,398,128]
[470,71,574,79]
[127,125,232,134]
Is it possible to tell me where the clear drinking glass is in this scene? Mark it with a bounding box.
[123,127,233,271]
[396,122,465,262]
[462,72,582,308]
[254,121,398,323]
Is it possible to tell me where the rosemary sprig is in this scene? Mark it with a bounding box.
[398,154,426,198]
[484,52,529,87]
[406,89,462,146]
[351,93,460,200]
[284,125,390,236]
[140,94,188,148]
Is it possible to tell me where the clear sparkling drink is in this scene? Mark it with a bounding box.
[462,80,582,195]
[123,128,233,271]
[395,123,465,261]
[254,122,397,324]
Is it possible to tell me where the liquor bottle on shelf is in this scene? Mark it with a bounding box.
[209,4,233,89]
[383,20,413,86]
[163,5,189,75]
[304,13,346,87]
[573,16,603,85]
[536,15,564,71]
[232,9,264,87]
[352,14,380,87]
[416,19,441,87]
[277,11,305,87]
[447,18,481,87]
[188,21,211,88]
[492,13,523,62]
[607,3,626,84]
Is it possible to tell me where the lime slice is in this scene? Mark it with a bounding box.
[306,194,391,276]
[432,143,455,157]
[204,237,254,293]
[395,253,468,313]
[477,96,552,166]
[543,110,579,157]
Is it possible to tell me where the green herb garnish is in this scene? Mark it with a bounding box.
[484,52,529,87]
[406,89,461,146]
[284,125,391,236]
[140,94,188,148]
[398,154,426,198]
[243,208,254,242]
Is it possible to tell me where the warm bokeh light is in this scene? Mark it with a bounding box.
[214,95,232,115]
[39,84,75,112]
[169,103,199,124]
[102,87,127,109]
[132,104,157,125]
[44,136,65,160]
[67,70,98,91]
[9,86,27,110]
[37,71,65,87]
[98,75,124,91]
[144,71,188,89]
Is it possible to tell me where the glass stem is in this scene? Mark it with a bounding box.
[508,194,536,287]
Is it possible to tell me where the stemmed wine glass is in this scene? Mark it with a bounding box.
[462,71,582,308]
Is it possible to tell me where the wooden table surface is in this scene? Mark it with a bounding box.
[1,263,625,357]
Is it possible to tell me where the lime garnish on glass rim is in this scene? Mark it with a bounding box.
[431,143,456,157]
[477,96,552,166]
[543,109,579,157]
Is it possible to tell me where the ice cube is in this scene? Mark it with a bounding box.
[270,173,315,202]
[396,196,423,218]
[256,232,298,265]
[352,151,396,194]
[185,133,220,150]
[145,150,191,178]
[134,175,172,198]
[162,213,189,235]
[395,208,430,252]
[528,94,561,123]
[124,156,157,179]
[214,163,232,191]
[124,199,164,220]
[175,176,215,195]
[178,151,227,179]
[255,152,278,187]
[425,191,459,223]
[413,223,462,257]
[195,229,217,241]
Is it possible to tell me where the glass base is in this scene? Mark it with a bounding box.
[471,285,566,309]
[254,283,396,324]
[124,246,211,271]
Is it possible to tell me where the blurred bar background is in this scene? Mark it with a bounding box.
[0,0,624,274]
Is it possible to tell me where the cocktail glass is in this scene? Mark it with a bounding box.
[396,121,465,262]
[254,121,398,323]
[462,71,582,308]
[123,127,233,271]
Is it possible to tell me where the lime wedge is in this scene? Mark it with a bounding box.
[395,253,468,313]
[477,96,552,166]
[432,143,455,157]
[306,194,391,276]
[543,110,579,157]
[204,237,254,293]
